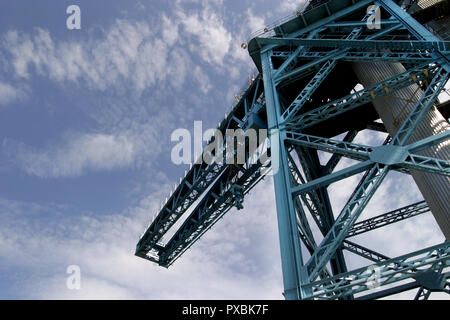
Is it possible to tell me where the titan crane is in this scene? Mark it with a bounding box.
[136,0,450,300]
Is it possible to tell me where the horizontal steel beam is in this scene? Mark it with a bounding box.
[257,38,450,52]
[304,242,450,299]
[274,22,407,85]
[286,62,439,128]
[324,20,401,28]
[357,282,420,300]
[291,161,374,197]
[285,131,450,176]
[343,240,390,263]
[347,201,430,238]
[273,50,435,63]
[324,130,359,175]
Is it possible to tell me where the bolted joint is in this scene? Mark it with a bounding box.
[369,145,409,165]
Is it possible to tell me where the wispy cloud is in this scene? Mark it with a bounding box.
[0,81,25,106]
[1,0,254,95]
[0,0,446,301]
[0,180,283,299]
[177,6,233,66]
[2,20,189,94]
[4,133,136,178]
[0,166,445,299]
[278,0,309,13]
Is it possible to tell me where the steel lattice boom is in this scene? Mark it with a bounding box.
[136,0,450,300]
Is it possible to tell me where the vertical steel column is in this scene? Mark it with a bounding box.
[261,51,309,299]
[296,148,350,277]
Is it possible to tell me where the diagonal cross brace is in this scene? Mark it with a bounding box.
[391,67,450,146]
[286,131,450,178]
[280,9,392,123]
[304,163,389,281]
[274,22,408,86]
[304,242,450,299]
[347,200,429,238]
[286,62,440,127]
[299,63,449,282]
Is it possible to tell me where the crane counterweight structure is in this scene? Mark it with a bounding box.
[137,0,450,299]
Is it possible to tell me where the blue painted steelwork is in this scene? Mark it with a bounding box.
[273,50,436,63]
[304,242,450,299]
[342,240,391,262]
[286,62,440,127]
[261,50,308,300]
[285,131,450,177]
[347,200,430,237]
[136,0,450,299]
[280,11,374,122]
[257,38,450,52]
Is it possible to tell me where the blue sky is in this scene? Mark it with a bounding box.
[0,0,447,299]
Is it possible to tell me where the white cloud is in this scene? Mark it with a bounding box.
[1,2,254,101]
[0,81,24,105]
[177,6,233,66]
[0,0,447,301]
[278,0,309,14]
[2,19,188,94]
[0,180,283,299]
[246,9,266,34]
[0,163,446,299]
[193,66,212,94]
[5,133,136,178]
[162,14,180,47]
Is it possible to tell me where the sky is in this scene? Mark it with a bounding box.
[0,0,448,300]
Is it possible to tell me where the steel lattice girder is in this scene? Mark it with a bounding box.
[263,0,449,299]
[273,24,410,86]
[303,242,450,300]
[262,50,309,299]
[391,67,450,145]
[288,153,330,235]
[136,0,450,300]
[280,11,374,122]
[303,162,390,282]
[285,130,450,184]
[159,161,268,267]
[284,62,440,128]
[256,38,450,53]
[380,0,450,71]
[342,240,391,262]
[293,147,350,278]
[273,50,436,63]
[346,200,430,237]
[136,76,265,258]
[281,59,338,121]
[323,130,359,174]
[297,62,449,283]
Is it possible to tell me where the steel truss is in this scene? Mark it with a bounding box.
[136,0,450,300]
[257,0,450,300]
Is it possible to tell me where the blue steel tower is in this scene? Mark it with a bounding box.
[136,0,450,300]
